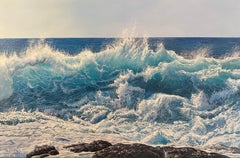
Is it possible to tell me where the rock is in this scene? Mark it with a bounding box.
[93,143,164,158]
[26,145,59,158]
[64,140,112,153]
[93,143,229,158]
[48,149,59,155]
[159,146,229,158]
[61,140,230,158]
[39,154,50,158]
[208,153,230,158]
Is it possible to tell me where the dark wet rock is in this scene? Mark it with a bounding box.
[93,143,163,158]
[38,154,50,158]
[158,146,229,158]
[26,145,59,158]
[63,140,229,158]
[64,140,112,153]
[92,142,229,158]
[48,149,59,155]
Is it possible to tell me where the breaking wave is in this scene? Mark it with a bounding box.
[1,38,240,148]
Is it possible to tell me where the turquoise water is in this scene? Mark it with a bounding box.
[1,38,240,152]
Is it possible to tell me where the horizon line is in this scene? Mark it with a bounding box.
[1,36,240,39]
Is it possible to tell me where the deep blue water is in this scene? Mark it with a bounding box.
[1,38,240,57]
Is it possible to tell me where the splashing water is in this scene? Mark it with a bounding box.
[1,38,240,157]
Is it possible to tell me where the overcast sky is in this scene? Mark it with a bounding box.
[0,0,240,38]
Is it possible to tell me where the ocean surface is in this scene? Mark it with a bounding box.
[1,38,240,157]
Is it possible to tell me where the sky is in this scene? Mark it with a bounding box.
[0,0,240,38]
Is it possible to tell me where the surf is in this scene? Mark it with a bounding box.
[1,38,240,151]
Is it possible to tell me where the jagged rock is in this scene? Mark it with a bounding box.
[93,143,164,158]
[64,140,112,153]
[26,145,59,158]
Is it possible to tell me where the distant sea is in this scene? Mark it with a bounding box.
[1,38,240,157]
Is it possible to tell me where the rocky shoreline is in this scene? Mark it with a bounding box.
[27,140,230,158]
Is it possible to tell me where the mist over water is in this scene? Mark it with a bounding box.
[1,38,240,156]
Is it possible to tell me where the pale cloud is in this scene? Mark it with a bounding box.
[0,0,239,37]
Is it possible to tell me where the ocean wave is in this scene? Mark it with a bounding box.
[1,38,240,148]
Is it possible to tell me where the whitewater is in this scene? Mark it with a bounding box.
[1,38,240,157]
